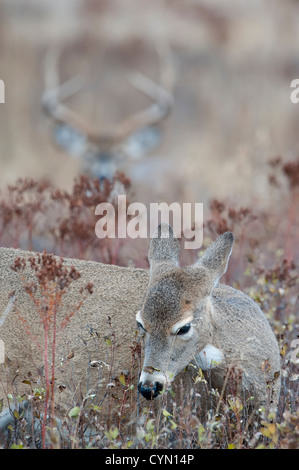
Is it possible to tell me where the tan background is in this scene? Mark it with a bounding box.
[1,0,299,209]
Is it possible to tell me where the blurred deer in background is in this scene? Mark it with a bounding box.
[42,43,174,183]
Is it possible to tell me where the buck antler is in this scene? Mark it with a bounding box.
[42,42,174,171]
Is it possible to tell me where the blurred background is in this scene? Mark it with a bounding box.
[1,0,299,209]
[1,3,299,444]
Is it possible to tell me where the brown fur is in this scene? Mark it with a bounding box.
[0,247,148,423]
[0,225,281,427]
[138,224,281,415]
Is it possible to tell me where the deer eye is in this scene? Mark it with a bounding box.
[177,323,191,335]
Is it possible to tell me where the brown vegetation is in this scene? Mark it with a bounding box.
[0,154,298,448]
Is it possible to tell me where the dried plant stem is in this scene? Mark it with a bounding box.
[50,286,59,433]
[285,196,296,262]
[42,313,49,449]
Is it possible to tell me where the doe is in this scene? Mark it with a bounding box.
[137,224,281,416]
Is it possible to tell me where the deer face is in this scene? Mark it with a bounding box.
[137,224,233,400]
[42,47,173,182]
[137,272,201,399]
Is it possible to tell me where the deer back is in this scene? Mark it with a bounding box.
[0,247,149,421]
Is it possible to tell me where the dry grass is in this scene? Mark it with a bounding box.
[1,0,299,207]
[0,0,299,450]
[0,155,298,448]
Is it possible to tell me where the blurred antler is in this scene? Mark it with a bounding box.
[42,42,174,153]
[116,40,174,142]
[42,49,95,140]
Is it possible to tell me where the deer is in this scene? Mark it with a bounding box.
[0,245,149,446]
[41,44,174,182]
[0,225,281,446]
[137,224,281,418]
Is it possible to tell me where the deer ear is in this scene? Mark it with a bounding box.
[148,224,180,276]
[195,232,233,287]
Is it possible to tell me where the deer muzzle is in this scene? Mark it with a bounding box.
[138,369,168,400]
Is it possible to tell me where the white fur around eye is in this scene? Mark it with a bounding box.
[176,324,194,340]
[172,316,194,336]
[136,310,145,328]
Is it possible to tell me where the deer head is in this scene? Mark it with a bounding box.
[42,44,174,182]
[137,224,233,400]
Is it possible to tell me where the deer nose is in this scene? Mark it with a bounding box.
[138,381,163,400]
